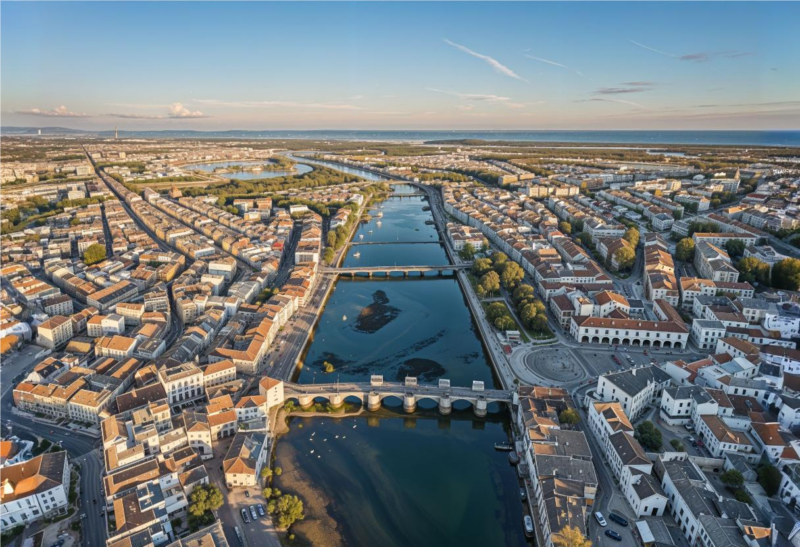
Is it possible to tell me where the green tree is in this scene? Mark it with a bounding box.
[486,302,509,323]
[571,219,585,233]
[530,314,549,333]
[737,257,770,285]
[623,227,640,248]
[757,464,782,496]
[272,495,305,529]
[734,490,751,503]
[472,257,493,277]
[634,421,662,451]
[720,469,744,487]
[323,247,335,265]
[552,525,592,547]
[559,221,572,235]
[326,231,338,248]
[520,303,538,328]
[479,271,501,296]
[669,439,685,452]
[577,232,593,247]
[494,316,515,331]
[187,484,224,531]
[772,258,800,290]
[261,467,273,480]
[725,239,746,258]
[274,467,282,476]
[512,284,535,305]
[459,242,476,261]
[491,252,509,272]
[613,246,636,271]
[323,361,335,373]
[500,262,524,290]
[675,238,696,262]
[83,243,107,265]
[559,408,581,426]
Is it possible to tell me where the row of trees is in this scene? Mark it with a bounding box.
[511,284,550,333]
[472,252,525,295]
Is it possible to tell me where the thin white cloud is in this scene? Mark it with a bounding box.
[194,99,362,111]
[107,113,167,120]
[577,98,646,109]
[524,55,593,81]
[426,88,510,103]
[443,39,528,82]
[524,55,569,69]
[15,105,90,118]
[628,40,676,58]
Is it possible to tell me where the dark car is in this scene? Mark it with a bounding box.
[520,488,527,501]
[608,513,629,527]
[245,490,250,498]
[240,508,250,524]
[605,530,623,541]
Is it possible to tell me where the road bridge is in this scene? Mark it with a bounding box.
[282,377,516,416]
[324,264,470,277]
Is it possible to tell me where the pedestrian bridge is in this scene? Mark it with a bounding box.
[324,264,470,277]
[282,377,517,416]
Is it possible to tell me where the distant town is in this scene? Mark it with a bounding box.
[2,133,800,547]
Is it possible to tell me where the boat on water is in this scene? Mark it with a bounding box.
[376,220,382,227]
[359,234,364,240]
[353,251,361,258]
[494,443,514,451]
[342,315,347,321]
[376,212,383,218]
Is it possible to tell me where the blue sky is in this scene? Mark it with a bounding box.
[2,2,798,130]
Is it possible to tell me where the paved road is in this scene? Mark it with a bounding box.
[76,451,106,547]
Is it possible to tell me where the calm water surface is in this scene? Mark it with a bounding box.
[183,160,313,180]
[274,413,528,547]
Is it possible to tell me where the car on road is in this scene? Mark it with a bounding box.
[595,512,607,526]
[250,505,258,520]
[696,439,705,448]
[608,513,628,526]
[245,490,250,497]
[684,423,695,431]
[520,487,527,501]
[257,503,266,517]
[241,508,250,524]
[605,530,623,541]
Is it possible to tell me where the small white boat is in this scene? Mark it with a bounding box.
[342,315,347,321]
[353,425,357,429]
[310,450,315,454]
[353,251,361,258]
[359,234,364,240]
[377,221,382,227]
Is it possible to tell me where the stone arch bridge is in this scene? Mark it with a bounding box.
[283,377,517,417]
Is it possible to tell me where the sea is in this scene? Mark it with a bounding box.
[4,127,799,147]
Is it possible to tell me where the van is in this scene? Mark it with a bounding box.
[595,512,607,526]
[608,513,629,527]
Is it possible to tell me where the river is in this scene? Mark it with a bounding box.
[273,173,528,546]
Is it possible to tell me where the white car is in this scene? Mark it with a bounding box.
[595,512,607,526]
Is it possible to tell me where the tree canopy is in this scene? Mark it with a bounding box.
[500,262,524,290]
[758,464,782,496]
[675,238,695,262]
[83,243,107,265]
[772,258,800,290]
[613,246,636,271]
[635,421,662,451]
[552,525,592,547]
[737,257,770,285]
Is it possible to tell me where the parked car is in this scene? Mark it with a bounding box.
[241,508,250,524]
[605,530,623,541]
[245,490,250,497]
[684,424,695,431]
[523,515,534,538]
[250,505,258,521]
[696,439,705,448]
[257,504,266,517]
[595,512,607,526]
[609,513,629,527]
[520,487,527,501]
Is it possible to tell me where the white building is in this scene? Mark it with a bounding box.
[0,451,70,529]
